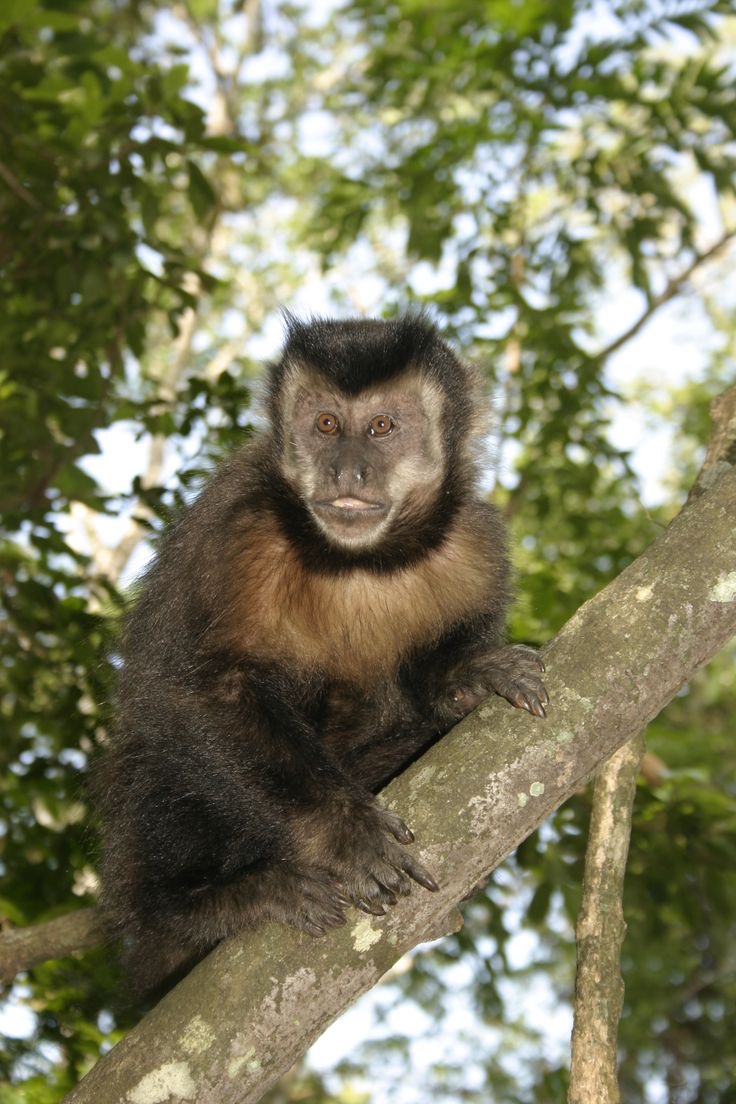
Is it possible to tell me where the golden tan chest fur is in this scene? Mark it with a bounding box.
[220,518,499,682]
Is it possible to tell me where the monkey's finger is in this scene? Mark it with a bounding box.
[326,887,352,909]
[397,853,440,892]
[510,644,546,672]
[514,689,547,718]
[375,866,412,898]
[379,810,414,844]
[353,874,397,909]
[303,900,347,927]
[491,673,547,718]
[500,684,532,711]
[371,880,398,906]
[517,680,549,717]
[356,898,387,916]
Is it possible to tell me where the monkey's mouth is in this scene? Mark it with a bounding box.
[310,496,389,544]
[323,496,385,512]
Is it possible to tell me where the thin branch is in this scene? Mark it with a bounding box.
[568,732,646,1104]
[596,231,736,363]
[688,382,736,501]
[105,256,217,582]
[0,908,104,983]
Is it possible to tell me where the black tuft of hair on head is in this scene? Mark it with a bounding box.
[267,312,472,416]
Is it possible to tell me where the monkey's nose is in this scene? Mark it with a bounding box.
[330,462,372,484]
[330,444,373,486]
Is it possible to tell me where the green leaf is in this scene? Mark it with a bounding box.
[186,160,217,221]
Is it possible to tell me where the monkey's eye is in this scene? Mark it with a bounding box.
[368,414,395,437]
[315,412,340,434]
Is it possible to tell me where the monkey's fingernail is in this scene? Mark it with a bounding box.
[526,697,545,718]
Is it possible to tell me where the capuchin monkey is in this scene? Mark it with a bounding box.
[96,314,547,996]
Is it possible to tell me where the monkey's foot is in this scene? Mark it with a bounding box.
[448,644,548,720]
[324,800,439,916]
[236,863,352,938]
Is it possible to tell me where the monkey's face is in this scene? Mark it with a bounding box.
[279,368,446,549]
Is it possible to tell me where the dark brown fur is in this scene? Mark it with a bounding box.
[95,315,547,996]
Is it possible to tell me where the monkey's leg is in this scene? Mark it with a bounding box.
[188,862,352,939]
[126,862,353,996]
[226,704,441,917]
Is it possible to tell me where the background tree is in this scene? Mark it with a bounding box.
[0,1,734,1102]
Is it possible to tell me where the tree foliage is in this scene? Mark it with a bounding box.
[0,1,735,1101]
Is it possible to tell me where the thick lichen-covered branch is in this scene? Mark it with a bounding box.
[61,465,736,1104]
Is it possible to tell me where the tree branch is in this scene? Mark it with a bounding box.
[0,908,104,984]
[568,733,645,1104]
[595,231,735,364]
[61,463,736,1104]
[689,382,736,501]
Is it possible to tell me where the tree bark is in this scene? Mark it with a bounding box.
[61,466,736,1104]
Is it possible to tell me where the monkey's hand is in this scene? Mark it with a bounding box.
[444,644,548,721]
[314,799,439,918]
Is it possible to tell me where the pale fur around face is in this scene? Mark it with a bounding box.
[221,516,499,683]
